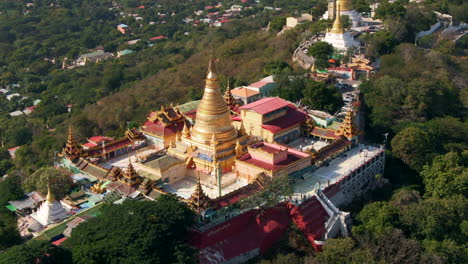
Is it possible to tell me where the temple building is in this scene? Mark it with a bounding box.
[31,183,68,226]
[140,105,190,149]
[323,0,361,28]
[335,109,359,142]
[167,60,249,175]
[322,1,360,52]
[233,97,308,144]
[235,142,311,182]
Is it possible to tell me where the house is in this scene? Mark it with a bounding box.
[6,93,20,101]
[245,76,277,97]
[149,36,166,41]
[75,51,114,66]
[231,5,243,12]
[117,24,129,34]
[8,146,20,158]
[9,110,23,117]
[117,49,134,57]
[23,105,37,115]
[231,87,261,105]
[286,14,313,28]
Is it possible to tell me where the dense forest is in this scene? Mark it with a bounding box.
[0,0,467,263]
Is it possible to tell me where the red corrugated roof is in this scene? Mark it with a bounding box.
[260,106,307,133]
[248,81,270,88]
[51,237,68,246]
[88,136,114,144]
[149,36,166,40]
[239,97,291,115]
[83,142,97,148]
[86,138,133,157]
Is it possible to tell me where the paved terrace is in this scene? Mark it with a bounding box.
[164,173,249,199]
[293,144,383,195]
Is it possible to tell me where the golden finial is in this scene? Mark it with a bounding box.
[207,55,217,79]
[46,181,55,203]
[331,1,344,34]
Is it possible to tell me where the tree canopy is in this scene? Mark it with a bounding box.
[64,195,195,264]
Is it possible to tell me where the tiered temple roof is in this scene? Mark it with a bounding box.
[189,177,211,212]
[118,161,142,186]
[335,109,358,140]
[61,125,84,160]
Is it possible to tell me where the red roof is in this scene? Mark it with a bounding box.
[88,136,114,144]
[289,197,327,250]
[86,137,134,157]
[239,97,291,115]
[25,105,37,112]
[310,127,339,139]
[261,105,308,133]
[141,119,185,137]
[83,142,97,148]
[195,206,291,263]
[238,142,309,172]
[219,19,230,23]
[204,6,214,10]
[248,81,270,88]
[149,36,166,40]
[51,237,68,246]
[8,146,20,152]
[138,5,145,9]
[327,67,352,72]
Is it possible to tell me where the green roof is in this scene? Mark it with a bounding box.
[178,100,200,113]
[6,204,17,212]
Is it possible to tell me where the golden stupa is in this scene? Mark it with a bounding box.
[330,1,344,34]
[167,59,248,173]
[191,59,238,144]
[338,0,353,12]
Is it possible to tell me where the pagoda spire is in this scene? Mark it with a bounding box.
[46,181,55,203]
[336,109,358,140]
[223,82,236,107]
[331,1,344,34]
[189,174,211,212]
[62,124,83,160]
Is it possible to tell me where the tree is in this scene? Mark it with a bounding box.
[302,80,342,113]
[0,240,72,264]
[270,16,286,32]
[64,196,195,264]
[354,201,401,235]
[314,237,376,264]
[391,127,434,171]
[420,152,467,198]
[307,42,334,69]
[0,207,21,251]
[0,173,23,205]
[240,175,292,210]
[23,167,74,199]
[264,61,291,76]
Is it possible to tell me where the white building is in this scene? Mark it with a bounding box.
[323,3,359,52]
[322,0,361,28]
[31,185,68,226]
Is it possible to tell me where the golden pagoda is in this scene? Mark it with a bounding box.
[339,0,353,12]
[168,59,248,172]
[335,109,359,140]
[330,1,344,34]
[61,125,84,160]
[191,59,238,145]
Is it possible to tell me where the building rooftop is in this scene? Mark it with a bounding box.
[231,87,260,98]
[261,105,308,133]
[293,144,383,195]
[239,97,291,115]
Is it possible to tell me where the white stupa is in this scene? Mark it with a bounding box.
[32,183,68,226]
[323,1,360,53]
[322,0,361,28]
